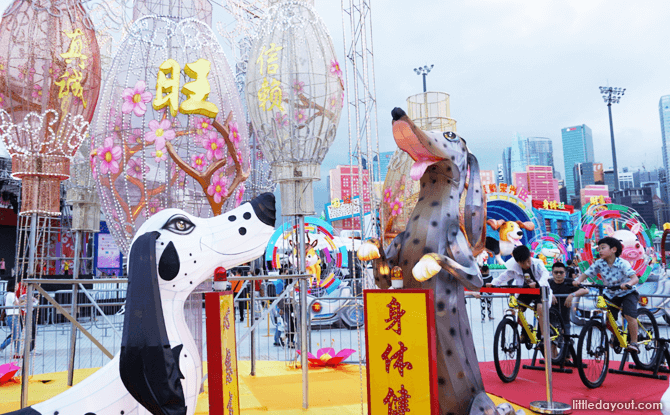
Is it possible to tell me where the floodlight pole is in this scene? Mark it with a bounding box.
[600,86,625,192]
[414,64,434,93]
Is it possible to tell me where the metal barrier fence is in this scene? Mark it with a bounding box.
[5,287,670,377]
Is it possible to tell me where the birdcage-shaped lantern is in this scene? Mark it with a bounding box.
[90,13,249,254]
[0,0,102,216]
[246,0,344,216]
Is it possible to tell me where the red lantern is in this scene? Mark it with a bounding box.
[0,0,101,215]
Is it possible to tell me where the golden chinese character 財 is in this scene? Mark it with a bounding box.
[257,77,284,112]
[180,59,219,118]
[153,59,181,117]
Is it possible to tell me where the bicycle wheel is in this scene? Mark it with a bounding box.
[494,317,521,383]
[549,308,568,365]
[631,307,659,370]
[577,319,609,388]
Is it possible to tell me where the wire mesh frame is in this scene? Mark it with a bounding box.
[89,16,249,255]
[341,1,380,413]
[341,0,381,279]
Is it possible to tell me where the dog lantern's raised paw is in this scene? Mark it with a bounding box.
[357,240,381,261]
[412,253,441,282]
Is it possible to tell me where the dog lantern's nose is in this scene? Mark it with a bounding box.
[250,192,276,227]
[517,231,523,236]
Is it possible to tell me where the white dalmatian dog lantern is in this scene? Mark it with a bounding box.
[358,109,522,415]
[4,193,276,415]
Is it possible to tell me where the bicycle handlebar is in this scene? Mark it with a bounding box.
[578,283,632,291]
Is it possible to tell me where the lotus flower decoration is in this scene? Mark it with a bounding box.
[297,348,355,367]
[0,362,20,384]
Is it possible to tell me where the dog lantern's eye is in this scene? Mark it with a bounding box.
[163,215,195,235]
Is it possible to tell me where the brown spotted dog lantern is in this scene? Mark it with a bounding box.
[358,108,513,415]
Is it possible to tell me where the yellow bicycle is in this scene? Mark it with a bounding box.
[493,292,567,382]
[576,284,659,388]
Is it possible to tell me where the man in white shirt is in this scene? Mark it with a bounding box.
[487,245,554,337]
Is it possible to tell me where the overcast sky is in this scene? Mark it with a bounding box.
[2,0,668,215]
[308,0,670,212]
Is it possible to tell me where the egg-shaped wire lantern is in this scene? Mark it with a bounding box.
[0,0,101,215]
[246,0,343,215]
[90,15,249,254]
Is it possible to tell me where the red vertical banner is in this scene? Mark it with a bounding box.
[364,289,439,415]
[205,292,241,415]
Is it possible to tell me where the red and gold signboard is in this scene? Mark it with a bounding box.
[364,290,438,415]
[205,292,240,415]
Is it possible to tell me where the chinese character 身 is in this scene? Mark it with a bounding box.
[384,297,405,335]
[383,385,411,415]
[381,341,413,377]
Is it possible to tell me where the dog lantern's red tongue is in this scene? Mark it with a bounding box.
[392,108,442,180]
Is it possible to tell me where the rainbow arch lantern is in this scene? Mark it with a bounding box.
[575,203,654,283]
[530,233,567,266]
[265,216,349,270]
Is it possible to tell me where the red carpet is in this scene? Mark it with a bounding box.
[481,359,667,414]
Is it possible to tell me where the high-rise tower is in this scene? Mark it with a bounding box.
[562,125,594,196]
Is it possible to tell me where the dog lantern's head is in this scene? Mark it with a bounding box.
[129,192,276,296]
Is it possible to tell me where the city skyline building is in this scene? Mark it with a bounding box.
[510,134,554,175]
[562,124,594,197]
[496,164,505,184]
[526,165,559,201]
[502,146,512,184]
[574,162,595,196]
[372,151,394,182]
[659,95,670,202]
[480,170,495,187]
[328,165,371,231]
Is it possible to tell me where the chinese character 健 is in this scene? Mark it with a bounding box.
[384,297,405,335]
[381,341,413,377]
[383,385,411,415]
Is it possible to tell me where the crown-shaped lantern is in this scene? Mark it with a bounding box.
[246,0,343,216]
[0,0,102,216]
[90,0,249,254]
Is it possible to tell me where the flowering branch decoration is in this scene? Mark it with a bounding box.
[165,111,248,215]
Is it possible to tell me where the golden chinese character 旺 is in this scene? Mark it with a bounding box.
[60,29,87,69]
[153,59,181,117]
[180,59,219,118]
[54,69,87,107]
[599,195,605,204]
[543,200,549,209]
[257,77,284,112]
[550,201,558,209]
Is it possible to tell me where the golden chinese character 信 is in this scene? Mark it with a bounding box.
[256,43,283,76]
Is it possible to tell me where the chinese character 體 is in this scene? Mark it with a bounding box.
[381,341,413,377]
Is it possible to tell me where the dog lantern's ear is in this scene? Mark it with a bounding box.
[486,219,505,230]
[516,221,535,231]
[120,231,186,415]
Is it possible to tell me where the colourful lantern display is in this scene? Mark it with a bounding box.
[0,0,101,215]
[90,12,249,254]
[245,0,344,215]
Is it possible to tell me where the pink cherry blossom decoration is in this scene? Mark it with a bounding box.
[207,175,229,204]
[144,119,175,151]
[97,136,122,175]
[204,135,225,161]
[191,153,207,172]
[121,81,153,117]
